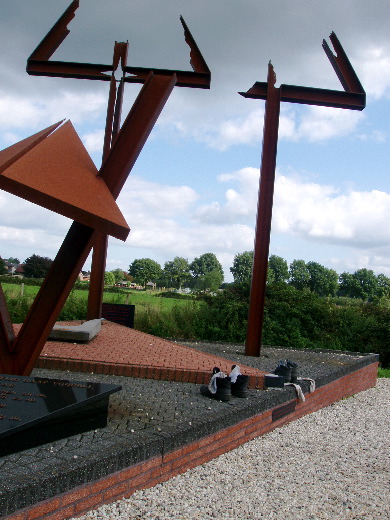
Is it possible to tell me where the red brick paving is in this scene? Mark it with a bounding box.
[15,321,265,388]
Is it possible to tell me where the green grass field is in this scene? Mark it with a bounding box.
[378,368,390,378]
[3,282,388,371]
[2,284,193,309]
[2,283,198,332]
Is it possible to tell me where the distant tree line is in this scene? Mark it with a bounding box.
[128,253,224,293]
[231,252,390,302]
[2,252,388,366]
[2,251,389,302]
[126,251,389,301]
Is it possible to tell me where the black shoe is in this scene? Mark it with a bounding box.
[274,360,292,383]
[200,368,232,402]
[231,374,249,398]
[200,384,213,398]
[215,376,232,401]
[286,360,298,383]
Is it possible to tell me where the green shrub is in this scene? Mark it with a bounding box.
[3,290,34,323]
[58,291,88,321]
[2,277,388,367]
[193,284,249,342]
[378,368,390,378]
[134,301,198,339]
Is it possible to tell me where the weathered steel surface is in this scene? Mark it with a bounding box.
[27,0,210,322]
[0,121,129,241]
[87,233,109,321]
[242,33,365,357]
[88,72,177,319]
[245,64,281,357]
[100,73,177,198]
[0,121,62,172]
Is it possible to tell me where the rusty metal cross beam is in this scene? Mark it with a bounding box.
[240,32,365,357]
[0,0,210,375]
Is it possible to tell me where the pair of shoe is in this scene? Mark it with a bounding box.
[273,359,298,383]
[200,365,249,402]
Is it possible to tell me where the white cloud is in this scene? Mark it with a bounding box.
[0,192,69,233]
[273,176,390,248]
[0,90,106,146]
[82,129,105,155]
[195,167,259,223]
[1,165,388,279]
[0,192,70,260]
[118,176,199,220]
[357,46,390,100]
[295,106,364,142]
[190,102,364,151]
[207,110,264,151]
[194,168,390,251]
[329,250,390,277]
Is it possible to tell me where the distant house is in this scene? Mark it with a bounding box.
[78,271,91,281]
[3,260,19,275]
[14,264,25,277]
[115,281,129,287]
[146,282,156,290]
[129,283,143,290]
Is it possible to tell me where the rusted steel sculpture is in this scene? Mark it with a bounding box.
[27,0,210,321]
[240,33,365,356]
[0,0,210,375]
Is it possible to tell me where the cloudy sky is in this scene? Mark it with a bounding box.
[0,0,389,281]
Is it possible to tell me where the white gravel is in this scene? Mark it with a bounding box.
[72,379,390,520]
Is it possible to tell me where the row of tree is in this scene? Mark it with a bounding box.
[232,252,390,300]
[2,251,389,302]
[128,252,390,301]
[128,253,224,293]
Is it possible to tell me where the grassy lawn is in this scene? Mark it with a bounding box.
[2,284,38,297]
[101,290,195,310]
[2,283,197,313]
[378,367,390,378]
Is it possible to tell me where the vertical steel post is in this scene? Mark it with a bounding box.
[245,64,280,356]
[87,44,128,321]
[242,34,365,357]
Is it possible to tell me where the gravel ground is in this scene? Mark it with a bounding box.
[71,379,390,520]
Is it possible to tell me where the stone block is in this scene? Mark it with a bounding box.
[49,319,101,342]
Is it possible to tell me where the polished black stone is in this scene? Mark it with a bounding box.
[0,374,121,456]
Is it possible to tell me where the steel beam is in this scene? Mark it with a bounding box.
[100,73,177,198]
[9,222,96,374]
[246,64,280,356]
[87,233,109,321]
[242,34,365,357]
[240,82,365,110]
[87,42,129,320]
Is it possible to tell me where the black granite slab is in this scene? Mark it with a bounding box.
[0,374,121,457]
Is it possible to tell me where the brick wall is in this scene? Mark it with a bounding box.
[4,362,378,520]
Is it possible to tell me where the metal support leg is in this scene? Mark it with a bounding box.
[245,64,281,357]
